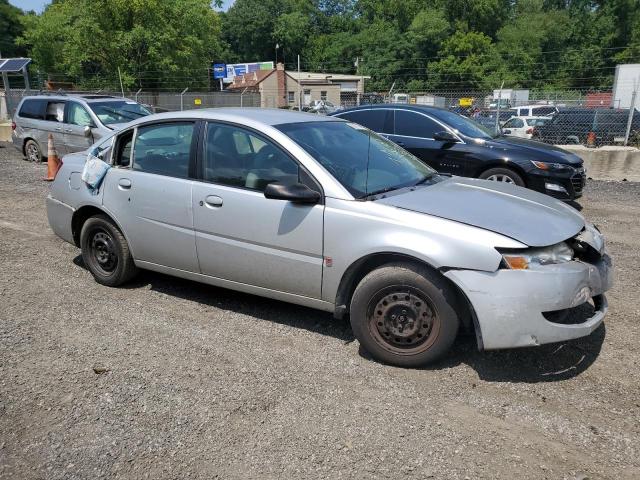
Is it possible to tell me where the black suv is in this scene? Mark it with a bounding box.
[533,107,640,146]
[330,104,586,200]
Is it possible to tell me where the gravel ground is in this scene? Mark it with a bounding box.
[1,143,639,480]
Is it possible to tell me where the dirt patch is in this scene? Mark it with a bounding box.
[1,144,639,479]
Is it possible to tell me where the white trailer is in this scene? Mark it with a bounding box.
[491,89,529,108]
[612,64,640,109]
[414,95,445,108]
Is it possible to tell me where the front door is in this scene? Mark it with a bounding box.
[102,121,199,272]
[192,122,324,298]
[389,109,467,175]
[64,101,95,153]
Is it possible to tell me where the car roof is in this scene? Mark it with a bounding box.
[126,107,342,127]
[21,94,136,103]
[333,104,447,115]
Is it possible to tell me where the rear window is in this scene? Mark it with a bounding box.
[335,109,393,134]
[18,99,46,120]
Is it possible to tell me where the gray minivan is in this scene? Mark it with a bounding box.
[11,94,151,161]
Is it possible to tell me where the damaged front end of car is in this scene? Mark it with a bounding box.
[443,222,614,350]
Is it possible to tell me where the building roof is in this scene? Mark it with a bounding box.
[226,69,276,90]
[227,68,369,90]
[287,71,371,82]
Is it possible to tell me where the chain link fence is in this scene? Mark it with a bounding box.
[2,84,639,147]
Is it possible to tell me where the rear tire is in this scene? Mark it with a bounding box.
[349,263,460,368]
[479,167,525,186]
[24,139,43,163]
[80,215,138,287]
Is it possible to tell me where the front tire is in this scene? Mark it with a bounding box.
[479,167,525,186]
[350,263,460,368]
[80,215,138,287]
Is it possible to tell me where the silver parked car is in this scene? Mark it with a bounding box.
[46,109,613,367]
[12,94,151,162]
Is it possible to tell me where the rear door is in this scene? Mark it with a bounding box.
[64,101,96,153]
[102,120,200,272]
[334,108,394,136]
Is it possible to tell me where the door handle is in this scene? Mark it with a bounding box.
[55,127,62,131]
[118,178,132,190]
[65,128,73,132]
[204,195,223,208]
[396,141,405,146]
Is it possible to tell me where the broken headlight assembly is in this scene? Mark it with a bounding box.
[498,242,574,270]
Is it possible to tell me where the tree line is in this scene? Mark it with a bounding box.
[2,0,640,92]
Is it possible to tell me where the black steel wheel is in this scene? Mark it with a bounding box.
[350,263,460,368]
[80,214,138,287]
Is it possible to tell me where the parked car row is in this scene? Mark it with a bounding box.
[44,108,613,368]
[330,104,586,201]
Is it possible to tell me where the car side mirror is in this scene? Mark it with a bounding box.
[503,129,511,134]
[83,126,93,138]
[264,182,321,204]
[432,131,459,143]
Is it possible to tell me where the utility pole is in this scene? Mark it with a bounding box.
[495,80,505,135]
[298,54,302,111]
[624,77,639,146]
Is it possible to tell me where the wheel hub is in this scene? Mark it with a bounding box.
[372,291,434,348]
[91,231,116,271]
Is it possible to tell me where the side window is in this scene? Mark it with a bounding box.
[19,99,46,119]
[395,110,440,138]
[45,101,65,122]
[204,123,299,191]
[67,102,94,126]
[132,122,195,178]
[336,110,393,134]
[519,108,530,116]
[503,118,517,128]
[114,130,134,167]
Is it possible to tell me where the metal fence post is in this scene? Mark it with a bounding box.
[624,79,639,146]
[135,88,142,103]
[180,87,188,111]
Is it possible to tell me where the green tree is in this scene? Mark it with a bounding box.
[19,0,223,90]
[0,0,27,58]
[427,30,504,90]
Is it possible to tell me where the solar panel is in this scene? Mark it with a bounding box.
[0,58,32,73]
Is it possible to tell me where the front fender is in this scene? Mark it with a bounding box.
[321,197,525,303]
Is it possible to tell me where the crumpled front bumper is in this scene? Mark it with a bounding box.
[444,254,614,350]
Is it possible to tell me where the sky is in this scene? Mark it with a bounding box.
[9,0,235,13]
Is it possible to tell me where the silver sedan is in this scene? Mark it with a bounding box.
[46,108,613,367]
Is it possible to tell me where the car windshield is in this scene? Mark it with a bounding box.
[88,101,152,125]
[430,109,495,139]
[277,121,436,198]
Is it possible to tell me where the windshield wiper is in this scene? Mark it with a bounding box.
[359,185,403,200]
[412,173,435,187]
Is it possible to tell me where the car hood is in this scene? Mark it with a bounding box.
[479,136,583,165]
[376,176,585,247]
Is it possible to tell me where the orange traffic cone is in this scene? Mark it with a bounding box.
[586,131,596,148]
[44,133,61,181]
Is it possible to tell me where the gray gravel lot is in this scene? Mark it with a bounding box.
[1,143,639,479]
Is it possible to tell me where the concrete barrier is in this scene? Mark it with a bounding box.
[558,145,640,182]
[0,123,12,143]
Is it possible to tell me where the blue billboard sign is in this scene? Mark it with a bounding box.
[212,63,226,79]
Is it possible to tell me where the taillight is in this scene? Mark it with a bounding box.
[11,122,16,131]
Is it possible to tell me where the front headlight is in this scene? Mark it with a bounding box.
[531,160,574,172]
[499,242,574,270]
